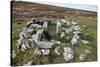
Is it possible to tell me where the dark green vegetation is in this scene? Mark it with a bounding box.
[12,16,97,66]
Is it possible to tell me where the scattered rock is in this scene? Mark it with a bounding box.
[12,50,16,59]
[23,60,33,66]
[71,21,78,25]
[51,40,61,45]
[71,34,80,46]
[81,40,90,44]
[73,31,81,35]
[34,48,42,56]
[41,49,50,56]
[79,49,91,61]
[56,21,62,34]
[36,41,55,48]
[43,21,48,29]
[60,31,66,38]
[63,47,74,62]
[54,46,60,55]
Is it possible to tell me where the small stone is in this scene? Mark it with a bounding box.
[81,40,90,44]
[12,50,16,59]
[63,47,74,62]
[54,46,60,55]
[79,49,91,61]
[60,31,66,38]
[41,49,50,56]
[23,60,33,66]
[34,48,42,56]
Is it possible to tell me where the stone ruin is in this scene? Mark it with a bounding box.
[12,17,92,65]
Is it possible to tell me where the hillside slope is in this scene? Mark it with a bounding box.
[11,1,97,19]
